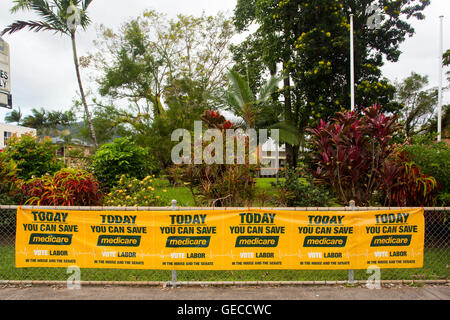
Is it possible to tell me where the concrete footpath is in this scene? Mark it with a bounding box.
[0,284,449,300]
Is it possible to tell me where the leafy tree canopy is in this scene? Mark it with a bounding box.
[232,0,430,166]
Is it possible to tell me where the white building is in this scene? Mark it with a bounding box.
[259,138,286,176]
[0,37,12,109]
[0,123,36,151]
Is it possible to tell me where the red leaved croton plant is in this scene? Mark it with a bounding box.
[308,104,439,206]
[21,168,104,206]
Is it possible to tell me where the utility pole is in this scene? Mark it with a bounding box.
[350,14,355,112]
[437,16,444,142]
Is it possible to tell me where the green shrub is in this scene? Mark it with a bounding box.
[167,110,257,207]
[21,168,104,206]
[403,137,450,205]
[104,175,168,207]
[0,134,64,180]
[0,157,22,205]
[381,150,440,207]
[91,137,150,190]
[276,167,334,207]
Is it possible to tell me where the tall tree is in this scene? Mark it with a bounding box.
[87,10,235,119]
[21,107,76,137]
[72,100,125,146]
[20,107,48,135]
[4,107,22,125]
[1,0,99,149]
[232,0,430,167]
[444,49,450,83]
[81,11,235,171]
[394,72,438,137]
[421,104,450,139]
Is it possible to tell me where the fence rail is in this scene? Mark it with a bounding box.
[0,205,448,211]
[1,205,448,285]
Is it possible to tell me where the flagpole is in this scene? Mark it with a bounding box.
[437,16,444,142]
[350,14,355,112]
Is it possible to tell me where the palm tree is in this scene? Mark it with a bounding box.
[4,107,22,124]
[224,70,299,146]
[21,107,76,137]
[1,0,98,149]
[21,107,48,136]
[224,70,300,182]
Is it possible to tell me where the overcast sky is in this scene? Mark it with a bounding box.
[0,0,449,121]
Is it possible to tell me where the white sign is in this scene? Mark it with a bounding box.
[0,38,11,94]
[0,93,8,106]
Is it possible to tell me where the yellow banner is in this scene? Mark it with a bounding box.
[15,208,424,270]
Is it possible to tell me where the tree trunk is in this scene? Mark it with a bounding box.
[286,144,298,169]
[283,66,298,168]
[71,32,98,150]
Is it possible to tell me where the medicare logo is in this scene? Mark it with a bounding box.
[29,233,72,245]
[303,236,347,247]
[370,235,412,247]
[235,236,279,248]
[166,236,211,248]
[97,235,141,247]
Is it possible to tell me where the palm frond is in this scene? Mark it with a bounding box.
[227,69,255,105]
[4,108,23,124]
[223,90,244,117]
[268,120,300,146]
[257,75,283,103]
[79,11,92,30]
[31,0,68,32]
[1,20,61,36]
[55,0,90,28]
[10,0,34,13]
[83,0,94,10]
[8,0,86,35]
[256,101,283,123]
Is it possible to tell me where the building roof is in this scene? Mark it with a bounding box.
[0,123,37,132]
[50,136,94,147]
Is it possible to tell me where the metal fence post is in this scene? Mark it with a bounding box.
[171,199,177,288]
[348,200,356,284]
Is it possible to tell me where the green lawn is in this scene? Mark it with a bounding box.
[152,178,283,207]
[152,179,196,206]
[1,244,447,281]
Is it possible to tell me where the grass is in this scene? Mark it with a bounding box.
[152,179,196,206]
[254,178,284,205]
[254,178,282,191]
[1,245,448,281]
[151,178,283,207]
